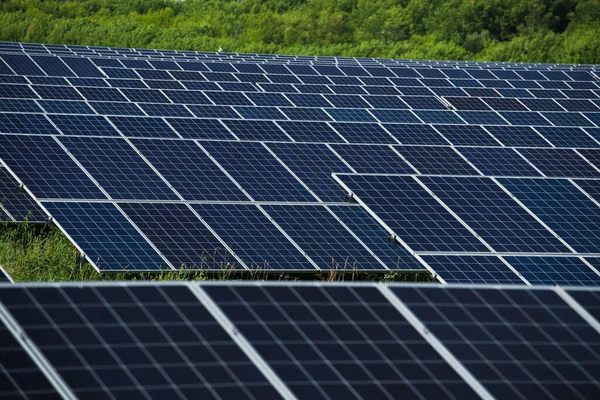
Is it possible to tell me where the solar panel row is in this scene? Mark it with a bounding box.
[0,282,598,399]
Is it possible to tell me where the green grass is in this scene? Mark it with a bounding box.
[0,222,435,283]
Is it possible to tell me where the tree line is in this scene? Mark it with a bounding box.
[1,0,599,63]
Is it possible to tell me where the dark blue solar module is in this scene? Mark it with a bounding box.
[206,284,480,399]
[418,176,570,253]
[504,256,600,286]
[574,179,600,202]
[221,119,291,141]
[261,204,387,270]
[58,136,179,201]
[266,142,352,202]
[201,141,316,202]
[337,174,488,253]
[193,203,314,270]
[434,125,501,147]
[517,148,600,178]
[499,178,600,254]
[421,255,523,284]
[383,123,449,145]
[393,146,480,175]
[458,147,543,177]
[0,113,59,135]
[0,134,106,200]
[43,202,168,271]
[536,127,600,148]
[0,314,60,397]
[329,205,425,270]
[0,285,281,399]
[108,116,179,138]
[49,114,122,136]
[329,122,398,144]
[0,167,46,222]
[330,143,414,174]
[392,286,600,400]
[566,285,600,321]
[130,139,247,202]
[119,203,237,270]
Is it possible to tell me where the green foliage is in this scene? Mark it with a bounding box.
[0,0,598,62]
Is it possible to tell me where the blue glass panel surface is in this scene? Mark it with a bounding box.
[421,255,522,284]
[505,256,600,286]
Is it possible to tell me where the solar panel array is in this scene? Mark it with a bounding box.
[0,281,598,399]
[0,41,600,284]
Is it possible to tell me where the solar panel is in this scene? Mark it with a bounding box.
[394,146,480,175]
[420,255,523,284]
[193,203,314,270]
[458,147,542,177]
[499,178,600,254]
[504,256,600,286]
[418,176,569,253]
[206,283,482,399]
[517,148,600,178]
[0,166,46,222]
[330,143,414,174]
[200,141,316,202]
[0,285,281,398]
[336,174,488,252]
[391,286,600,399]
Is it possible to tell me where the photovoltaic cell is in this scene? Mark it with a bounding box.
[434,125,500,147]
[48,114,121,136]
[201,141,316,202]
[484,126,551,147]
[43,202,167,270]
[499,178,600,254]
[58,136,179,201]
[108,116,179,138]
[517,148,600,178]
[337,174,487,252]
[419,176,570,253]
[0,113,59,135]
[119,203,237,270]
[221,119,290,141]
[261,204,386,270]
[383,123,448,145]
[421,255,523,284]
[0,285,280,398]
[0,134,106,199]
[0,167,46,222]
[392,286,600,400]
[206,284,479,399]
[165,118,235,140]
[504,256,600,286]
[330,122,397,144]
[458,147,542,177]
[330,205,425,270]
[330,144,414,174]
[266,142,352,202]
[394,146,480,175]
[193,203,313,270]
[130,139,247,201]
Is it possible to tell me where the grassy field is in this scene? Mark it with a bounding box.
[0,222,434,283]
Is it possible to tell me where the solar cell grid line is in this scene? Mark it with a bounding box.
[0,167,49,222]
[420,255,525,285]
[265,142,353,203]
[433,125,502,147]
[37,100,94,115]
[457,147,544,177]
[519,98,566,112]
[0,134,107,200]
[130,139,248,202]
[329,205,426,271]
[334,174,489,253]
[138,102,193,118]
[483,125,553,147]
[222,119,292,141]
[43,202,170,271]
[0,84,39,99]
[164,118,237,140]
[566,284,600,327]
[88,101,145,116]
[119,203,241,270]
[582,112,600,127]
[0,308,66,398]
[361,95,409,109]
[48,114,122,137]
[274,120,345,143]
[200,141,317,202]
[535,126,600,148]
[193,203,317,270]
[414,110,466,125]
[0,113,60,135]
[382,123,450,145]
[556,99,600,112]
[164,90,213,106]
[401,96,448,110]
[0,285,283,399]
[498,178,600,254]
[0,54,46,75]
[61,56,104,78]
[108,116,180,138]
[328,122,399,145]
[205,284,480,399]
[77,86,129,102]
[393,145,481,176]
[324,93,369,108]
[390,286,600,400]
[573,179,600,203]
[418,175,572,254]
[279,107,334,122]
[58,136,180,201]
[234,106,288,121]
[455,111,509,126]
[443,97,492,111]
[543,111,597,127]
[516,148,600,178]
[30,85,84,100]
[30,55,76,77]
[503,256,600,286]
[261,204,389,270]
[326,108,377,122]
[577,149,600,172]
[497,111,551,126]
[329,143,416,174]
[187,104,241,119]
